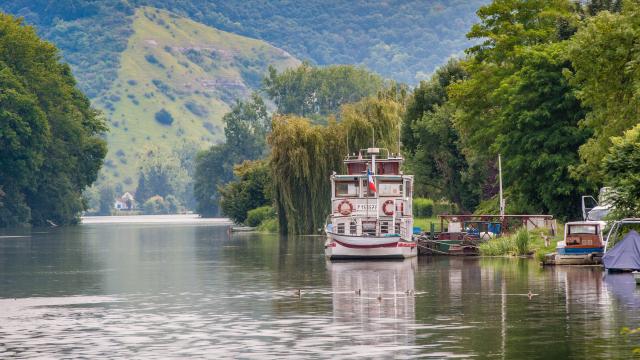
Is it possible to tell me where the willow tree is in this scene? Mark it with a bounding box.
[269,95,403,235]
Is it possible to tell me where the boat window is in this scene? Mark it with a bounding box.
[347,163,367,175]
[335,181,358,197]
[568,225,598,235]
[380,221,389,234]
[349,221,357,235]
[379,182,402,196]
[337,223,345,234]
[362,221,376,235]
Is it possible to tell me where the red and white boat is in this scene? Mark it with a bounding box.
[324,148,417,260]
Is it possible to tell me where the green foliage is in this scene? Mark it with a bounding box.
[263,63,384,119]
[433,201,458,216]
[0,0,135,98]
[446,0,595,220]
[0,13,107,226]
[219,160,271,224]
[602,124,640,218]
[246,206,275,228]
[135,147,189,206]
[270,90,403,235]
[194,94,269,216]
[98,184,115,215]
[413,198,435,218]
[480,228,554,257]
[566,3,640,182]
[479,236,517,256]
[402,60,480,211]
[141,194,181,214]
[4,0,488,88]
[513,228,531,255]
[257,217,278,232]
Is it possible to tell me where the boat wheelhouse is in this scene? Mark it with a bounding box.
[324,148,416,260]
[543,221,605,265]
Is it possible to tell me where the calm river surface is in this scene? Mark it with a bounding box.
[1,217,640,358]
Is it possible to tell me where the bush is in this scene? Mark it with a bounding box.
[155,109,174,125]
[246,205,275,227]
[257,217,278,232]
[142,195,166,214]
[479,236,516,256]
[434,201,457,215]
[413,198,434,217]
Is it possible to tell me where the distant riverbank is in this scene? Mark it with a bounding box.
[81,214,232,225]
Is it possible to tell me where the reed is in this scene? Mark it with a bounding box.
[479,236,516,256]
[514,228,531,255]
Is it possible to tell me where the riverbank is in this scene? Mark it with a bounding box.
[81,214,232,225]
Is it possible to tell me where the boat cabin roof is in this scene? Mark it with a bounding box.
[565,221,604,227]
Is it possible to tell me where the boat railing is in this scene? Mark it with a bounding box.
[603,218,640,252]
[343,148,403,161]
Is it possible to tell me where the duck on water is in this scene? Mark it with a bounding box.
[324,148,417,260]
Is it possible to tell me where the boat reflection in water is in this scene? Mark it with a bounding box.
[326,259,417,355]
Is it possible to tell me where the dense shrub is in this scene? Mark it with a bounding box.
[154,109,174,125]
[246,206,275,227]
[413,198,434,217]
[434,201,457,215]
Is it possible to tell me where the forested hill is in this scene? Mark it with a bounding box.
[0,0,487,96]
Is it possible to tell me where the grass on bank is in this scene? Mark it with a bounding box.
[479,228,558,260]
[413,217,440,231]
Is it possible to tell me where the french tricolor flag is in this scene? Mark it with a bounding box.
[367,169,376,193]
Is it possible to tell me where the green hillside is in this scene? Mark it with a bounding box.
[95,7,299,187]
[0,0,487,95]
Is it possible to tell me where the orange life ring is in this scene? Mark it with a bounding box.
[337,200,353,216]
[382,200,395,216]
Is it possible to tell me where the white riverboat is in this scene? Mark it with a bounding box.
[324,148,417,260]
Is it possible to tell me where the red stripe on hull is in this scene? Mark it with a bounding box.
[333,239,398,249]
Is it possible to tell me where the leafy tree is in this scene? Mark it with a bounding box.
[98,183,115,215]
[602,124,640,218]
[193,93,269,216]
[263,63,384,120]
[0,13,107,226]
[219,160,271,224]
[566,2,640,182]
[491,43,591,219]
[447,0,590,219]
[270,92,403,235]
[401,59,479,211]
[135,147,189,205]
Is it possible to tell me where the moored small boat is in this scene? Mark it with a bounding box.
[324,148,417,260]
[542,221,605,266]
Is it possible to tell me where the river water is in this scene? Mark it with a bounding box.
[1,218,639,358]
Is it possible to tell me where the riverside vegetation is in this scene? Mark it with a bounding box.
[2,0,640,229]
[0,0,486,212]
[195,0,640,234]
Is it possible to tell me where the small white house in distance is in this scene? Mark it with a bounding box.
[114,192,136,210]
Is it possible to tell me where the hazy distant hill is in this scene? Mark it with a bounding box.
[0,0,487,190]
[1,0,486,95]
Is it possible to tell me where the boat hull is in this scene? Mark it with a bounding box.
[542,252,602,266]
[325,232,417,260]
